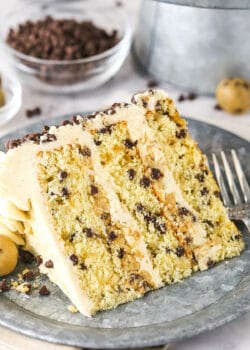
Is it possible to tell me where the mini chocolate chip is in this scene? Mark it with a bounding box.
[0,279,9,292]
[129,273,140,283]
[195,173,205,182]
[185,237,192,244]
[90,185,98,195]
[231,233,241,241]
[178,94,185,102]
[151,168,163,180]
[21,251,34,264]
[39,285,50,296]
[176,246,185,257]
[127,168,136,180]
[214,104,222,111]
[62,187,70,197]
[214,190,220,198]
[124,138,138,149]
[80,263,87,270]
[108,231,117,241]
[60,171,68,180]
[207,258,215,268]
[36,255,43,265]
[187,92,197,100]
[135,203,144,212]
[70,254,78,265]
[23,271,35,281]
[69,233,76,242]
[79,146,91,157]
[201,187,209,196]
[147,80,158,88]
[166,248,172,254]
[97,123,113,134]
[118,248,124,259]
[45,259,54,268]
[155,222,166,234]
[178,207,190,216]
[100,212,109,220]
[26,107,41,118]
[94,139,102,146]
[72,115,80,125]
[43,125,50,132]
[203,220,214,228]
[234,108,243,114]
[176,129,187,139]
[84,228,93,238]
[140,176,151,188]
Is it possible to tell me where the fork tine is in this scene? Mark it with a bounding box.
[231,149,250,202]
[212,153,231,206]
[221,151,241,205]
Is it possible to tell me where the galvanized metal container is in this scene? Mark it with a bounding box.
[133,0,250,94]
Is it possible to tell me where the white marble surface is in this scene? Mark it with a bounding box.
[0,1,250,350]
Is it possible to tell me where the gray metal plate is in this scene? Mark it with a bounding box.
[0,116,249,348]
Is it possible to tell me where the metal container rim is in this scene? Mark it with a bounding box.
[153,0,250,9]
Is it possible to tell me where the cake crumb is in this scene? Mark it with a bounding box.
[67,304,79,313]
[16,282,31,294]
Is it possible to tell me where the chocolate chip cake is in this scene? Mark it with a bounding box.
[0,90,244,316]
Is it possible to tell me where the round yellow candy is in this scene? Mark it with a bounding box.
[216,78,250,114]
[0,235,18,277]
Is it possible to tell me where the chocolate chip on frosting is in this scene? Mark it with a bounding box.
[70,254,78,265]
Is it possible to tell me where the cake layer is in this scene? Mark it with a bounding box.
[132,90,244,266]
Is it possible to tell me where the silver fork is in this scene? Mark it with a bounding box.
[211,149,250,232]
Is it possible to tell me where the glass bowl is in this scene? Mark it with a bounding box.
[0,71,22,127]
[1,1,132,94]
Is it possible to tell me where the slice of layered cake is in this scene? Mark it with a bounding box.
[0,90,244,316]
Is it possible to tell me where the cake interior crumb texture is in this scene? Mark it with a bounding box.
[0,89,244,316]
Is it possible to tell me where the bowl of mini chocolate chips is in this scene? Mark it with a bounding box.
[3,1,131,93]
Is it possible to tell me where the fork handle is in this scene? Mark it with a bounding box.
[242,218,250,232]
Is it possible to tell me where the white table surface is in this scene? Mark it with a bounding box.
[0,1,250,350]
